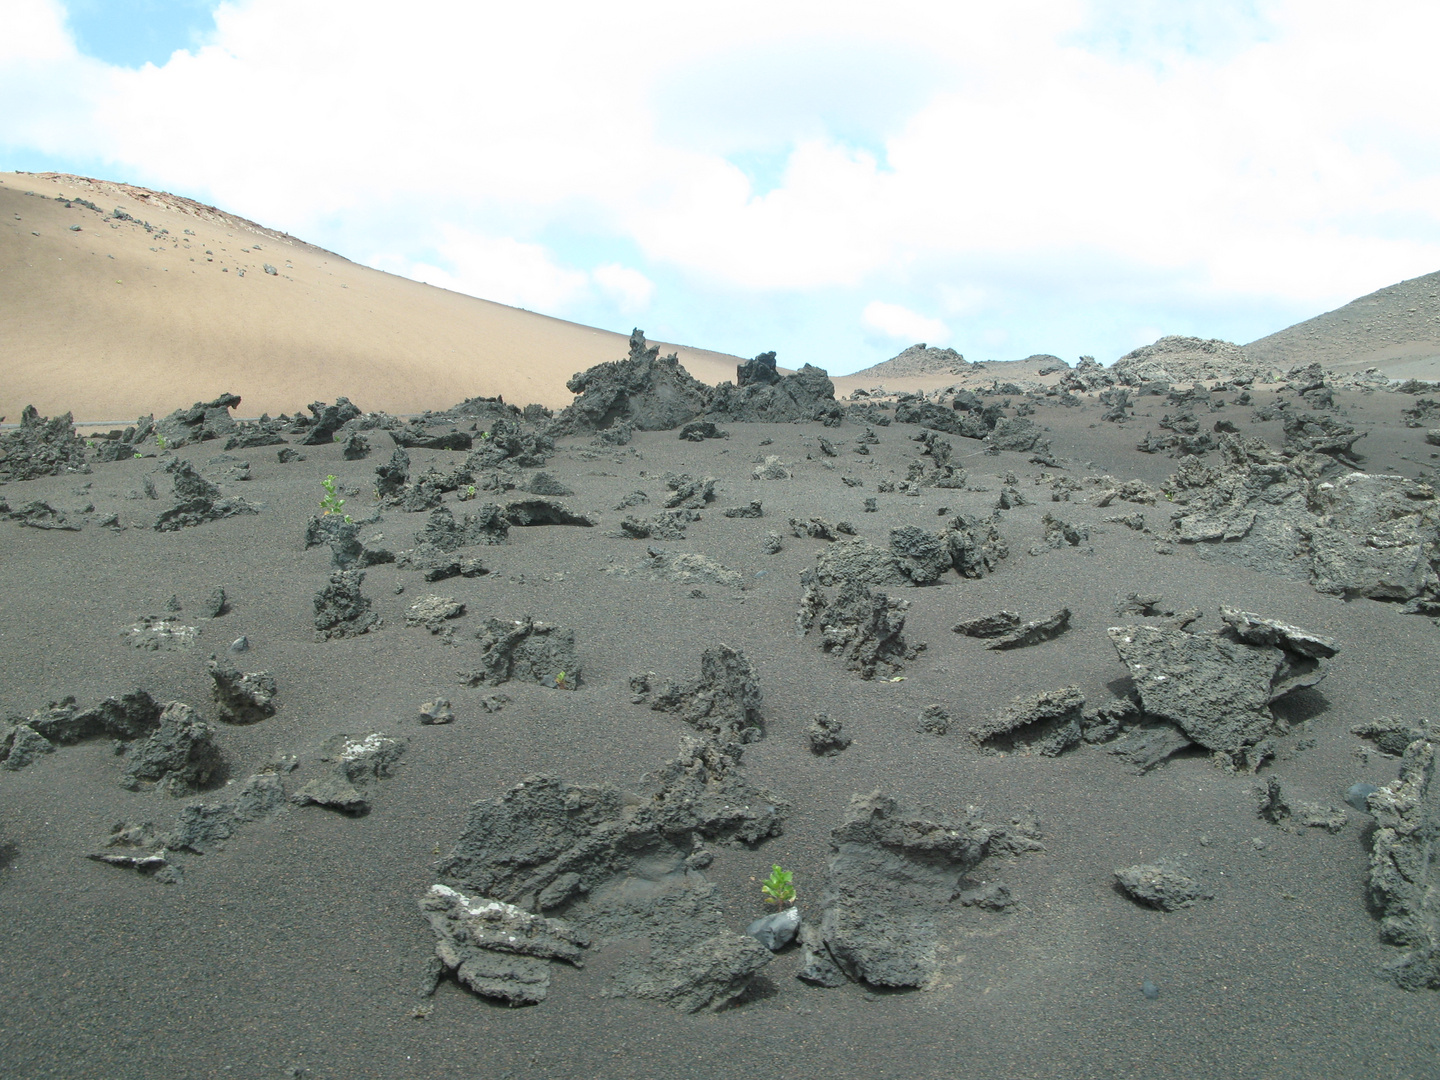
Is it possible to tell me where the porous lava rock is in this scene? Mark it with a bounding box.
[0,406,88,481]
[461,617,581,689]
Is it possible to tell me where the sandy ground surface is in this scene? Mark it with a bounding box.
[0,172,744,422]
[1,375,1437,1080]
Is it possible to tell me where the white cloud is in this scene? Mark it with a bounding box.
[374,231,589,312]
[592,263,654,315]
[862,301,950,344]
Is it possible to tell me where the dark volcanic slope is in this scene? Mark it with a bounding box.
[0,364,1437,1080]
[1247,269,1440,377]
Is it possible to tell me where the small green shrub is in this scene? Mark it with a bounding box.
[761,864,795,908]
[320,475,351,522]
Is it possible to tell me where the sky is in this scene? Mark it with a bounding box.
[4,0,1440,374]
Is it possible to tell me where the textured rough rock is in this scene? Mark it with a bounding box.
[813,538,908,588]
[1366,739,1438,990]
[551,330,711,435]
[1108,609,1337,762]
[889,526,953,585]
[419,885,590,1006]
[807,714,851,756]
[1,723,55,770]
[808,792,1040,989]
[752,455,791,480]
[0,406,88,481]
[1352,717,1435,757]
[120,703,224,794]
[1256,777,1346,833]
[434,738,787,1007]
[153,459,259,531]
[418,699,455,725]
[121,616,199,651]
[503,499,595,527]
[153,393,242,449]
[166,772,288,854]
[206,658,277,724]
[313,569,381,640]
[300,398,362,445]
[7,500,81,530]
[406,595,465,633]
[946,514,1009,578]
[416,504,509,550]
[1111,336,1270,386]
[637,645,764,743]
[708,363,840,425]
[970,687,1085,756]
[1114,863,1211,911]
[291,733,406,815]
[953,611,1022,638]
[15,690,161,747]
[609,548,744,589]
[805,577,923,680]
[616,933,774,1012]
[461,617,581,690]
[987,608,1071,651]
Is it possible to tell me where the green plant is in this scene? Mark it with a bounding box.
[466,485,476,497]
[761,864,795,908]
[155,433,168,450]
[320,475,351,522]
[554,670,574,690]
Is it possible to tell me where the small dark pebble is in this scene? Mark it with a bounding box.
[229,636,250,653]
[1141,980,1159,1000]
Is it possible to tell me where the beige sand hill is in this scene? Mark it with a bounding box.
[0,172,744,423]
[1246,269,1440,378]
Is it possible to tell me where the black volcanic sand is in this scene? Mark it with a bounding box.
[1,384,1438,1080]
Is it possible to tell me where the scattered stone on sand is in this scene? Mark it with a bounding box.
[206,658,278,724]
[1256,777,1347,833]
[323,520,395,570]
[807,714,851,756]
[418,699,455,725]
[1366,738,1439,990]
[418,885,590,1006]
[550,330,712,435]
[153,458,259,531]
[120,703,224,795]
[678,421,727,442]
[813,538,908,588]
[802,792,1041,989]
[165,772,288,854]
[406,595,466,634]
[8,500,82,530]
[616,933,775,1013]
[518,471,575,497]
[987,608,1072,650]
[504,498,596,527]
[1351,717,1435,757]
[12,690,162,749]
[1113,863,1211,911]
[416,504,509,549]
[970,687,1085,756]
[201,587,228,618]
[917,705,951,736]
[1108,607,1338,764]
[461,617,581,690]
[800,572,924,680]
[722,500,764,519]
[340,431,370,459]
[752,455,791,480]
[1034,512,1087,552]
[291,732,407,816]
[1,723,55,770]
[467,416,554,469]
[953,611,1022,638]
[153,393,242,448]
[709,359,842,426]
[889,526,954,584]
[87,823,179,882]
[0,405,88,481]
[435,737,787,1008]
[121,616,199,651]
[634,645,764,743]
[299,398,362,445]
[313,569,382,640]
[608,547,743,589]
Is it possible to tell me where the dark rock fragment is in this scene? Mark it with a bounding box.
[551,330,711,435]
[206,658,277,724]
[313,569,381,639]
[969,687,1084,756]
[1113,863,1211,911]
[503,499,595,527]
[1366,738,1439,989]
[1256,777,1346,833]
[121,703,224,794]
[300,398,362,445]
[807,714,850,756]
[953,611,1021,638]
[419,699,455,725]
[987,608,1071,650]
[641,645,763,743]
[462,617,581,690]
[0,406,88,481]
